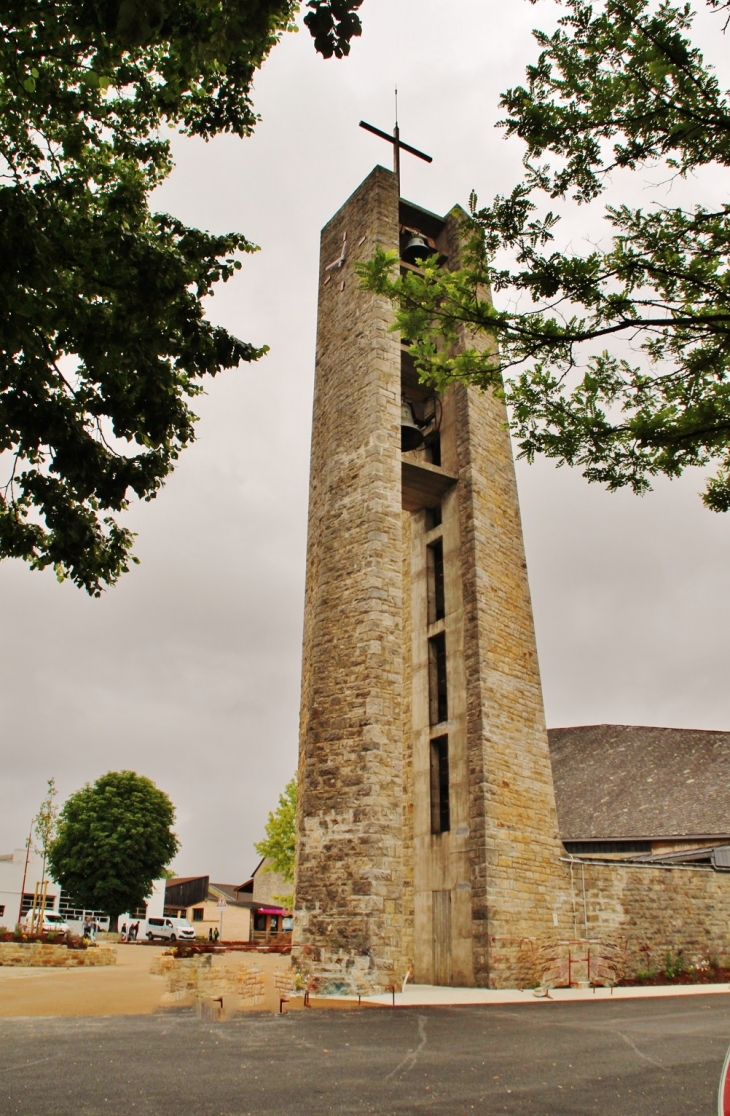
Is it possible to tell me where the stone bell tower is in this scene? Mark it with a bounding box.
[292,165,567,992]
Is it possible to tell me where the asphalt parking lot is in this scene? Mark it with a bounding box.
[1,995,729,1115]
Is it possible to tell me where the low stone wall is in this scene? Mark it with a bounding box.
[0,943,117,967]
[492,861,730,988]
[533,937,627,988]
[151,954,295,1010]
[274,967,295,998]
[576,860,730,976]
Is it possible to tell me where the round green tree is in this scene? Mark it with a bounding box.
[48,770,180,930]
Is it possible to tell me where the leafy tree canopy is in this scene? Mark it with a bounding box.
[0,0,363,595]
[254,773,297,883]
[48,770,180,928]
[361,0,730,511]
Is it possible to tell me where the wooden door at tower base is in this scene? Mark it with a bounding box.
[432,890,452,985]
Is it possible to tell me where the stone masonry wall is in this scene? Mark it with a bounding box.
[0,943,116,966]
[253,860,290,906]
[441,208,569,988]
[294,173,725,996]
[401,510,415,975]
[579,862,730,977]
[293,166,407,994]
[489,862,730,987]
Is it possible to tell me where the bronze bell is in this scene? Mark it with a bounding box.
[401,397,424,452]
[402,233,431,265]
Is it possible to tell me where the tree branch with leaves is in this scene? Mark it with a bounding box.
[360,0,730,510]
[254,774,297,908]
[0,0,365,594]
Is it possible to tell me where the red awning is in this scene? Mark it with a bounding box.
[257,907,287,915]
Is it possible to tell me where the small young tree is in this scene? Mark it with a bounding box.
[33,777,59,885]
[48,771,179,931]
[24,778,59,930]
[254,775,297,907]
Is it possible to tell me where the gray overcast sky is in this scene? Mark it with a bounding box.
[1,1,728,883]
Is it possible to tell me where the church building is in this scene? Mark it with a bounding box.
[292,163,730,993]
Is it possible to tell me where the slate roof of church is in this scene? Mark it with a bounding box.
[548,724,730,841]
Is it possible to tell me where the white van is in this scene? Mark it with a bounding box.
[23,911,69,933]
[145,916,195,942]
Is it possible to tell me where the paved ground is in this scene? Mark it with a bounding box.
[0,945,289,1016]
[364,980,730,1006]
[2,995,730,1115]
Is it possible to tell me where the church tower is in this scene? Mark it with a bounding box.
[293,165,567,992]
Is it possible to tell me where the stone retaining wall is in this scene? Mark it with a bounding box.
[492,861,730,987]
[578,861,730,976]
[0,943,116,967]
[151,954,296,1010]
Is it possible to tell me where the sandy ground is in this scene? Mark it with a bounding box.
[7,946,721,1018]
[0,944,290,1017]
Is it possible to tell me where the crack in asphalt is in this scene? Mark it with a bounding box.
[615,1029,665,1069]
[385,1015,428,1080]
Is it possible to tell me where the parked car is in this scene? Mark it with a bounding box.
[145,916,195,942]
[23,911,69,933]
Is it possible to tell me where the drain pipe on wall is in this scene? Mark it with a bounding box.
[581,863,589,938]
[567,856,590,939]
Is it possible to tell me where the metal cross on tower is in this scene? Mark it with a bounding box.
[359,91,432,194]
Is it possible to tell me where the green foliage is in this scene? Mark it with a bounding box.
[664,949,686,978]
[633,967,658,982]
[254,774,297,884]
[0,0,364,594]
[360,0,730,510]
[272,890,294,910]
[48,770,180,926]
[304,0,363,57]
[32,777,59,880]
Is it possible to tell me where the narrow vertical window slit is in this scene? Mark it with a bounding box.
[427,539,445,625]
[428,631,448,725]
[430,736,450,833]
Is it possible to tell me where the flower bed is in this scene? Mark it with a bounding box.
[165,942,291,959]
[619,955,730,986]
[0,928,89,948]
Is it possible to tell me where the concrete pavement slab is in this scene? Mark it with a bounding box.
[358,981,730,1007]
